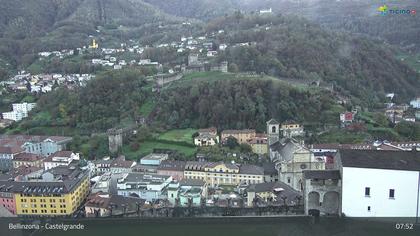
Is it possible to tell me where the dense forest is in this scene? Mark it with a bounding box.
[156,78,341,132]
[11,69,149,134]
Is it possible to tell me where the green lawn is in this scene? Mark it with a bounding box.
[138,99,155,116]
[157,128,197,144]
[122,140,197,160]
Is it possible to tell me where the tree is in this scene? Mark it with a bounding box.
[225,136,239,149]
[239,143,252,153]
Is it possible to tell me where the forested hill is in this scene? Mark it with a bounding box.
[209,14,420,103]
[157,77,340,132]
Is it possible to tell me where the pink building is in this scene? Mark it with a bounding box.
[0,182,17,215]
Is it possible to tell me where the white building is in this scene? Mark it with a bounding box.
[2,102,36,121]
[44,151,79,170]
[337,150,420,217]
[117,173,172,201]
[410,98,420,109]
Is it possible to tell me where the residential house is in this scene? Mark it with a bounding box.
[85,192,144,217]
[0,135,72,157]
[410,97,420,109]
[110,156,136,174]
[280,121,304,138]
[194,127,219,146]
[0,145,23,171]
[168,179,207,207]
[12,153,44,168]
[93,157,112,174]
[43,151,79,170]
[221,129,256,144]
[339,112,354,128]
[248,134,268,154]
[2,103,36,122]
[0,182,17,215]
[246,181,301,207]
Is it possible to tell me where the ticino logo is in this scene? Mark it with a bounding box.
[378,5,416,15]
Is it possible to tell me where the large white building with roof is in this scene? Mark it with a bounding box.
[336,149,420,217]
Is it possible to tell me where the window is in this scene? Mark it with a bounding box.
[271,126,276,133]
[287,177,291,184]
[389,189,395,198]
[367,206,371,211]
[365,187,370,196]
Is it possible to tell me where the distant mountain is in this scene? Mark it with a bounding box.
[143,0,240,20]
[233,0,420,51]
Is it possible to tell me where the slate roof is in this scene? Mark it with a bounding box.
[339,149,420,171]
[49,151,73,158]
[303,170,341,180]
[239,164,264,175]
[13,152,43,162]
[266,119,279,125]
[221,129,256,135]
[180,179,205,187]
[0,167,88,195]
[262,163,277,175]
[157,160,186,171]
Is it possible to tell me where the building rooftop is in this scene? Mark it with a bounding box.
[339,149,420,171]
[198,127,217,134]
[303,170,341,180]
[13,153,43,162]
[85,192,144,213]
[111,156,135,169]
[185,161,209,171]
[157,160,186,171]
[221,129,256,135]
[0,167,88,195]
[49,151,73,158]
[266,119,279,125]
[180,179,205,187]
[239,164,264,175]
[262,163,277,175]
[141,153,168,162]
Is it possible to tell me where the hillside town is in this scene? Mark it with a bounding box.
[0,117,419,218]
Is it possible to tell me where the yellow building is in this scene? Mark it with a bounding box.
[184,162,264,187]
[89,39,98,49]
[14,167,90,216]
[281,122,304,138]
[248,134,268,155]
[221,129,256,144]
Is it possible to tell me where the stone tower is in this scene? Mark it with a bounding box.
[266,119,280,146]
[107,128,123,153]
